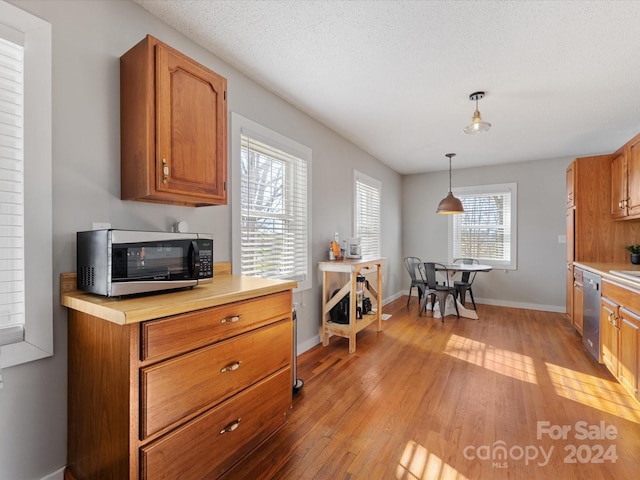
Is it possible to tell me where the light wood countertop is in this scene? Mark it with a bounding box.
[574,261,640,290]
[60,272,297,325]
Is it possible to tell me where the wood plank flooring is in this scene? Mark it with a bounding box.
[224,297,640,480]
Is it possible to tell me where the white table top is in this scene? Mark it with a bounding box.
[437,263,493,272]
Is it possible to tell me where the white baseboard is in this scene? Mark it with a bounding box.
[41,467,64,480]
[399,290,566,313]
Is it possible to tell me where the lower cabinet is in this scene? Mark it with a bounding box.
[600,280,640,403]
[573,267,584,334]
[65,289,293,480]
[618,307,640,400]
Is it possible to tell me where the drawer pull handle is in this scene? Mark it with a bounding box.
[219,418,241,435]
[220,361,241,373]
[220,315,241,324]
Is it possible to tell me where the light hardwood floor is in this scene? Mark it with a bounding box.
[225,297,640,479]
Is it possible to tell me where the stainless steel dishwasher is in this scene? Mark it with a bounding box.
[583,271,601,361]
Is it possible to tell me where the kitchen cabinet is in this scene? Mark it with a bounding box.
[610,133,640,220]
[611,151,627,219]
[566,162,575,208]
[600,278,640,403]
[600,296,619,376]
[120,34,227,207]
[564,149,640,325]
[618,307,640,400]
[572,267,584,334]
[61,271,296,480]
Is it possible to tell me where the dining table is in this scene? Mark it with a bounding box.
[423,262,493,319]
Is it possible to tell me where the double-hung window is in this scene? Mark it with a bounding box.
[231,113,311,291]
[449,183,517,270]
[0,1,52,369]
[354,170,381,258]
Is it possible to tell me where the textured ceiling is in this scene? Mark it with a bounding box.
[134,0,640,174]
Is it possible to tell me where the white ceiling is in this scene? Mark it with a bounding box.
[134,0,640,174]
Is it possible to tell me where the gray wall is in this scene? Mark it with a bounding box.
[402,156,570,311]
[0,1,403,479]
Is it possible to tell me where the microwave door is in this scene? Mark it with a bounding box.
[188,240,200,280]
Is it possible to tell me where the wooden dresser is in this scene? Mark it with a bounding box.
[61,268,296,480]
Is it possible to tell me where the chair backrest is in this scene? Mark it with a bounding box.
[404,257,424,283]
[453,257,479,284]
[423,262,449,288]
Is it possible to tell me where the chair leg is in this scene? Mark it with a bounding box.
[457,287,466,307]
[407,286,412,306]
[419,291,426,315]
[451,293,460,318]
[468,287,476,310]
[436,291,448,322]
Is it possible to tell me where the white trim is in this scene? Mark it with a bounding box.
[230,112,312,292]
[40,467,65,480]
[0,0,53,368]
[448,182,518,270]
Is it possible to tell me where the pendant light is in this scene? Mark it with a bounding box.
[436,153,464,214]
[464,91,491,134]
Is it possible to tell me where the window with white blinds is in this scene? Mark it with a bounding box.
[450,183,517,270]
[0,35,25,347]
[0,1,52,368]
[354,170,381,258]
[231,113,312,291]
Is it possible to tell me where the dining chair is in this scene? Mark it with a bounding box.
[453,257,479,310]
[420,262,459,321]
[404,256,427,306]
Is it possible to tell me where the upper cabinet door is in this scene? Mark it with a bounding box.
[626,137,640,218]
[566,162,575,208]
[121,35,227,207]
[155,43,227,203]
[611,152,627,219]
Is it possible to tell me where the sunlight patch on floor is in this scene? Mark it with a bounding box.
[397,441,469,480]
[545,362,640,423]
[443,334,538,384]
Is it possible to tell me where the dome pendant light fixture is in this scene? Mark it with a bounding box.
[464,91,491,134]
[436,153,464,214]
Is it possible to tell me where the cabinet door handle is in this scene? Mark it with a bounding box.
[162,158,169,184]
[220,361,241,373]
[220,315,241,324]
[219,418,241,435]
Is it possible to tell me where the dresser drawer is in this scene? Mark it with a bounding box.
[141,290,292,362]
[141,319,292,438]
[140,367,291,480]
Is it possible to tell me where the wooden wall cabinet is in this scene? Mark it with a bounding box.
[63,277,294,480]
[600,279,640,403]
[611,133,640,220]
[566,162,575,208]
[120,34,227,207]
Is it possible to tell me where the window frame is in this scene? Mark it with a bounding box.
[448,182,517,270]
[353,169,381,258]
[231,112,312,292]
[0,1,53,368]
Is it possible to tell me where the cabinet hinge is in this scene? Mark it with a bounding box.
[224,90,227,101]
[224,181,227,191]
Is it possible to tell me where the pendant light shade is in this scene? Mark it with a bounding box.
[464,91,491,134]
[436,153,464,214]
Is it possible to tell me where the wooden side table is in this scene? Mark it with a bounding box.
[319,257,385,353]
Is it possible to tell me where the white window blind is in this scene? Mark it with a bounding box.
[0,34,24,347]
[450,183,517,270]
[239,132,309,286]
[354,170,381,258]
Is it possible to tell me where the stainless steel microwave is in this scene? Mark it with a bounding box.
[77,229,213,297]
